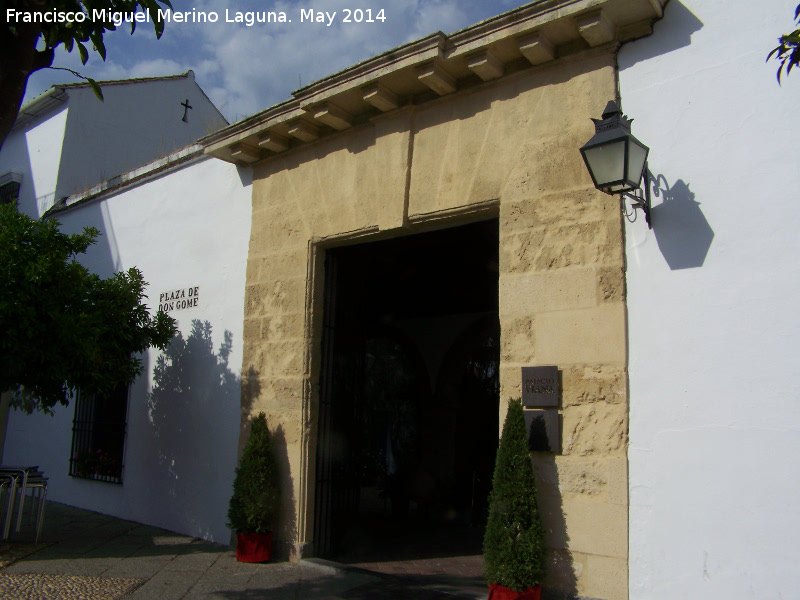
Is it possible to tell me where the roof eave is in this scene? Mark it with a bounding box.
[204,0,668,166]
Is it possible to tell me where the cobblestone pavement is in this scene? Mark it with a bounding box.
[0,501,487,599]
[0,573,144,599]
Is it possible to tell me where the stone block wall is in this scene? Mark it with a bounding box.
[243,49,628,599]
[508,107,629,600]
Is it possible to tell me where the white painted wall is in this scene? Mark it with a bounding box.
[56,76,228,201]
[3,155,252,543]
[0,105,68,216]
[619,1,800,598]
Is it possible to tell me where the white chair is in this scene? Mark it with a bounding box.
[20,474,48,543]
[0,466,47,542]
[0,475,15,540]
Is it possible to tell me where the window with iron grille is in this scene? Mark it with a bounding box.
[69,385,129,484]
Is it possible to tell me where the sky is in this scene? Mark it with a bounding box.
[23,0,527,124]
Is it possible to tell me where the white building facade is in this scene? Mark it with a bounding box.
[620,1,800,597]
[2,149,252,543]
[1,74,249,544]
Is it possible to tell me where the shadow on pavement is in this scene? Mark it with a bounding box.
[1,501,224,563]
[0,501,489,600]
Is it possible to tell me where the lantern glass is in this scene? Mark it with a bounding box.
[626,138,648,190]
[582,140,625,189]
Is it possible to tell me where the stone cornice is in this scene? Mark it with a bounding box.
[203,0,667,165]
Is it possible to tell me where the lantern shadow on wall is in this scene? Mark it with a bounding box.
[647,173,714,270]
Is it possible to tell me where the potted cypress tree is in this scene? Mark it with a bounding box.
[483,398,546,600]
[228,412,281,562]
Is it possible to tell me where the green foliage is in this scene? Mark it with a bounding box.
[5,0,173,66]
[1,0,173,150]
[0,204,177,413]
[483,398,545,591]
[768,4,800,82]
[228,413,281,535]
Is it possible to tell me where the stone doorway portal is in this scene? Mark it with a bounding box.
[314,219,500,566]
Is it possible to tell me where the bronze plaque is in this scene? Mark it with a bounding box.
[521,366,559,407]
[523,410,560,453]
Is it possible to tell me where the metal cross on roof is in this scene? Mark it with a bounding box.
[180,99,192,123]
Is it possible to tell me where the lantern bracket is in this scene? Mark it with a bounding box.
[621,164,652,228]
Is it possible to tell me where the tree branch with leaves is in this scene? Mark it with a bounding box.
[768,3,800,82]
[0,204,177,414]
[0,0,172,151]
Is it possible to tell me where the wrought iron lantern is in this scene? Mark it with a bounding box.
[580,101,652,227]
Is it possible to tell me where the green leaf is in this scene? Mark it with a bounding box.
[77,41,89,65]
[153,11,165,39]
[90,32,107,61]
[87,78,104,101]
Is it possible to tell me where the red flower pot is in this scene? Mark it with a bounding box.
[488,583,541,600]
[236,531,273,563]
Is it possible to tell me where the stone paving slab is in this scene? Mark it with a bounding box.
[126,569,204,600]
[101,557,172,580]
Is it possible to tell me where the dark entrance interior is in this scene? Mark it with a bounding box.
[314,219,500,564]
